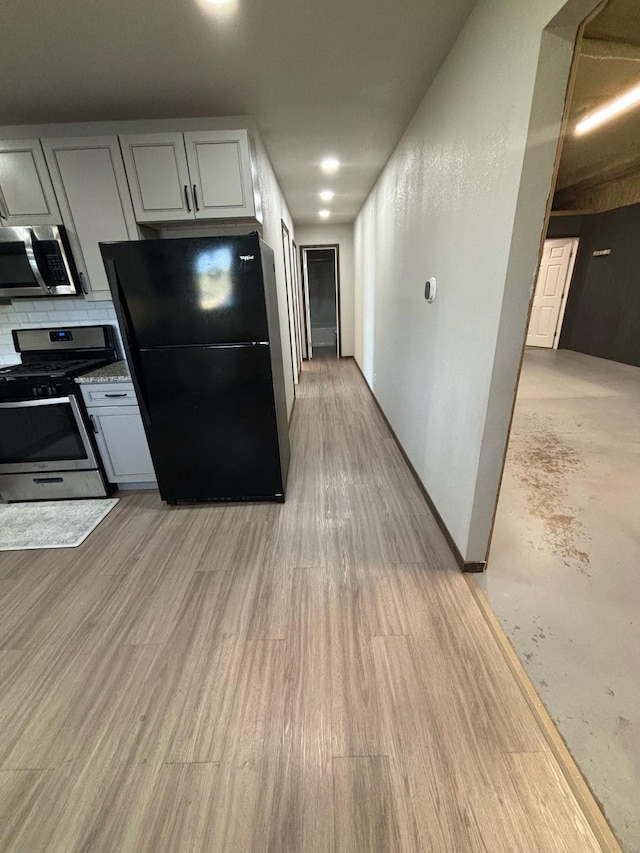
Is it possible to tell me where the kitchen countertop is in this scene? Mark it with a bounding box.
[75,360,131,383]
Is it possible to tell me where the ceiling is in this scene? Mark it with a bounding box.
[0,0,475,225]
[555,0,640,199]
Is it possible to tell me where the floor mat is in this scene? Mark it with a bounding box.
[0,498,119,550]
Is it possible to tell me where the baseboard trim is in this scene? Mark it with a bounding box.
[466,575,623,853]
[349,357,486,574]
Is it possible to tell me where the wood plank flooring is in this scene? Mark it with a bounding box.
[0,356,603,852]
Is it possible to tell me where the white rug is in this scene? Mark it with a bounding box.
[0,498,119,551]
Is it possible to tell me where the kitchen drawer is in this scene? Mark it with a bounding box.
[80,382,137,406]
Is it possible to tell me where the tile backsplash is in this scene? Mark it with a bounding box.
[0,298,123,365]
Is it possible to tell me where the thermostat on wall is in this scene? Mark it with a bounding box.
[424,277,437,302]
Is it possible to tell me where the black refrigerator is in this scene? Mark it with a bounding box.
[100,233,290,504]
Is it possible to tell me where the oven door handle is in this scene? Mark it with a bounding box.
[24,229,52,296]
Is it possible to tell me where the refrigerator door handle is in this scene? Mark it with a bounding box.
[104,257,153,429]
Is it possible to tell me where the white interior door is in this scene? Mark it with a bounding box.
[333,247,340,358]
[289,239,304,370]
[302,249,313,359]
[280,222,299,386]
[282,224,302,379]
[526,238,577,348]
[292,241,308,359]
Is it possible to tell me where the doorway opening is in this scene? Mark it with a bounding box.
[482,2,640,848]
[301,245,341,359]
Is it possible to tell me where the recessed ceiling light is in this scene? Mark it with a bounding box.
[321,158,340,173]
[319,209,331,219]
[197,0,236,15]
[319,190,334,202]
[576,81,640,135]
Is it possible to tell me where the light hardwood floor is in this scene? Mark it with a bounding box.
[0,357,603,852]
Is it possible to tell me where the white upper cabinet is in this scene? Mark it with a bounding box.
[0,139,61,225]
[119,133,193,223]
[184,130,255,219]
[120,129,257,223]
[42,136,138,299]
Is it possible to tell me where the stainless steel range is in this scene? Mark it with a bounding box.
[0,325,117,501]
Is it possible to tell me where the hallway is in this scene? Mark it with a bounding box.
[480,348,640,853]
[0,357,604,851]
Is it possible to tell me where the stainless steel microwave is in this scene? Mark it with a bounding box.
[0,225,81,299]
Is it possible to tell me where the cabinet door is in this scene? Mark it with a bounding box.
[0,139,61,225]
[184,130,256,219]
[89,405,156,484]
[119,133,193,223]
[42,136,138,298]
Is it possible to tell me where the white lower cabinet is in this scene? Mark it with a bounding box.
[82,383,156,486]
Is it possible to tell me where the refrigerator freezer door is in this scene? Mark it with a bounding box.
[102,235,269,347]
[140,345,284,502]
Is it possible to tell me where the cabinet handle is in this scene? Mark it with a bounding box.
[193,184,200,212]
[33,476,64,484]
[184,185,192,213]
[90,415,99,434]
[78,271,88,295]
[105,392,127,397]
[0,191,7,220]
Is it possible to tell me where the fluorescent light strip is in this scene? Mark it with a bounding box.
[576,82,640,135]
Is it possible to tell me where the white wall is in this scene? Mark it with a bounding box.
[295,224,355,357]
[353,0,597,563]
[251,130,297,416]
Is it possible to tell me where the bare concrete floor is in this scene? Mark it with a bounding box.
[478,348,640,853]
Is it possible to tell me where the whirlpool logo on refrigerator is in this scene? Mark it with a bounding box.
[240,254,255,261]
